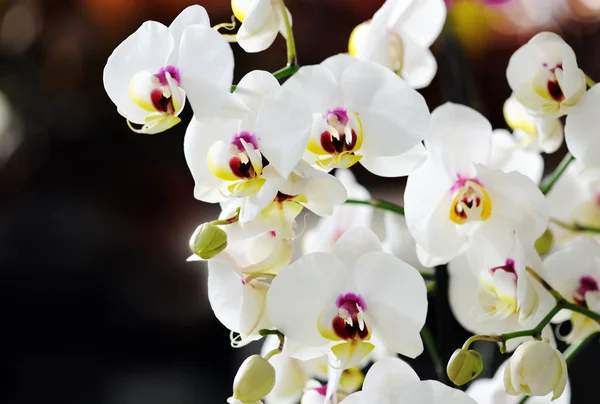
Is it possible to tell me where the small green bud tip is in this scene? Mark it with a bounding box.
[189,223,228,259]
[534,228,554,256]
[233,355,276,402]
[447,348,483,386]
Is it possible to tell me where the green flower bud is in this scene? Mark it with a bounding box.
[534,228,554,256]
[232,355,276,402]
[447,348,483,386]
[189,223,227,259]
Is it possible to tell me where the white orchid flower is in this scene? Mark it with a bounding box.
[199,226,293,346]
[103,5,237,134]
[348,0,447,89]
[404,103,549,266]
[544,237,600,344]
[506,32,586,118]
[343,357,477,404]
[503,94,564,154]
[565,83,600,168]
[448,226,556,351]
[184,70,315,223]
[504,340,568,401]
[303,169,373,254]
[231,0,292,53]
[267,227,427,369]
[283,54,430,176]
[466,357,571,404]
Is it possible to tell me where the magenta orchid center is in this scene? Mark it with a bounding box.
[573,276,599,307]
[129,65,183,115]
[491,258,517,276]
[228,132,263,180]
[332,293,369,341]
[319,108,359,154]
[449,175,492,224]
[541,62,564,102]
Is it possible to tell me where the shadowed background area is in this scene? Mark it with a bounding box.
[0,0,599,403]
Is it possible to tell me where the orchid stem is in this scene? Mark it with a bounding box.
[421,325,444,381]
[464,268,600,355]
[277,0,297,67]
[550,218,600,234]
[345,198,405,215]
[585,74,596,88]
[540,152,575,195]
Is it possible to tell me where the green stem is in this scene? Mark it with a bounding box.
[561,300,600,324]
[272,64,300,80]
[345,198,405,215]
[564,332,599,363]
[540,152,575,195]
[210,209,240,226]
[276,0,297,67]
[585,74,596,88]
[421,325,444,380]
[550,218,600,234]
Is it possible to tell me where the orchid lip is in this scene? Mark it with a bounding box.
[490,258,516,276]
[573,276,599,307]
[155,65,181,86]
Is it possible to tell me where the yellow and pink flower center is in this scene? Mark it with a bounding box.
[332,293,369,342]
[534,62,565,103]
[573,276,599,307]
[449,175,492,225]
[129,65,183,115]
[307,108,364,170]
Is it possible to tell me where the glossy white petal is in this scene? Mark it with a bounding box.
[398,380,477,404]
[254,88,312,179]
[332,227,383,268]
[426,103,492,176]
[168,5,210,60]
[565,84,600,167]
[207,259,244,332]
[394,0,447,48]
[405,157,464,264]
[341,391,391,404]
[489,129,544,184]
[383,212,432,273]
[267,252,350,351]
[477,165,549,248]
[355,252,427,357]
[178,25,235,118]
[362,357,420,400]
[360,142,427,177]
[237,0,279,53]
[234,70,281,112]
[283,64,342,115]
[399,36,438,90]
[184,117,239,202]
[103,21,174,123]
[342,61,429,156]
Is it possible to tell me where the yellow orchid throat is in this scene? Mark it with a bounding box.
[307,108,364,170]
[449,179,492,225]
[207,132,267,198]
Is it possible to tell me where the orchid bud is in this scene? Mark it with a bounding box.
[504,340,568,400]
[189,223,227,259]
[447,348,483,386]
[231,355,276,403]
[534,228,554,256]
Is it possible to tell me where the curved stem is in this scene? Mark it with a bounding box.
[540,152,575,195]
[550,218,600,234]
[345,198,405,215]
[276,0,297,67]
[421,326,444,380]
[585,74,596,88]
[272,64,300,80]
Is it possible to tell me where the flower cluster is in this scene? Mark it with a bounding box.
[104,1,600,403]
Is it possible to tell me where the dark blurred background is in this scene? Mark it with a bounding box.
[1,0,600,403]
